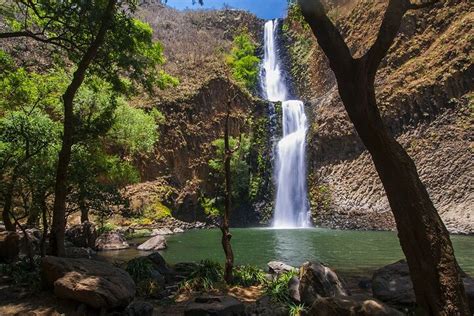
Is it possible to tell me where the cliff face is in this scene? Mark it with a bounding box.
[283,0,473,233]
[126,5,272,224]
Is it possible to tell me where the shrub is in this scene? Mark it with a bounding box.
[265,270,298,303]
[226,32,260,90]
[232,265,266,287]
[180,259,223,291]
[0,257,42,292]
[143,200,172,220]
[289,303,307,316]
[97,222,117,235]
[126,257,153,283]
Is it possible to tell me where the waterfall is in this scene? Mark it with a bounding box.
[260,20,310,228]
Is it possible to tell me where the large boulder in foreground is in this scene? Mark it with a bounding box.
[42,256,135,309]
[66,221,97,248]
[267,261,297,275]
[372,260,474,311]
[137,235,167,251]
[307,295,404,316]
[0,231,19,263]
[299,261,348,306]
[184,295,245,316]
[95,232,129,251]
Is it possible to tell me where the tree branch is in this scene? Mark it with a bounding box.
[298,0,353,76]
[364,0,435,78]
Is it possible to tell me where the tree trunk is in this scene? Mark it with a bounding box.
[79,194,89,223]
[40,193,48,257]
[49,0,117,256]
[2,174,18,231]
[298,0,470,313]
[337,59,469,315]
[221,109,234,284]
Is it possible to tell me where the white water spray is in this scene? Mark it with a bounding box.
[261,20,310,228]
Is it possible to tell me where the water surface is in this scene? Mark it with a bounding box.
[98,228,474,275]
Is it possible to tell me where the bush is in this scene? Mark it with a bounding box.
[143,201,172,220]
[289,303,307,316]
[232,265,266,287]
[226,32,260,90]
[126,257,153,283]
[180,259,223,291]
[265,270,298,303]
[0,257,42,292]
[97,222,117,235]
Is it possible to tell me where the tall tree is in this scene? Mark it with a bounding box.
[1,0,176,255]
[298,0,469,314]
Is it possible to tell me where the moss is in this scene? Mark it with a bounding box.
[144,201,172,220]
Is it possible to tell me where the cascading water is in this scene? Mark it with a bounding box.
[260,20,310,228]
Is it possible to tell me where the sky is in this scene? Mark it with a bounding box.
[164,0,289,19]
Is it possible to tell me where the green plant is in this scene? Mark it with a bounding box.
[200,196,221,217]
[180,260,223,291]
[97,222,117,235]
[265,270,298,303]
[0,257,42,292]
[232,265,266,287]
[126,257,153,283]
[289,303,307,316]
[143,200,172,221]
[226,32,260,90]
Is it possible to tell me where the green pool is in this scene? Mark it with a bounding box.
[98,227,474,275]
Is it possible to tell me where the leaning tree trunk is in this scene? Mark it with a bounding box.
[49,0,117,256]
[221,109,235,284]
[299,0,469,314]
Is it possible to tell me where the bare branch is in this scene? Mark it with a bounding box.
[298,0,353,76]
[365,0,412,78]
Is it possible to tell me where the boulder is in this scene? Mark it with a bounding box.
[95,232,129,251]
[137,235,167,251]
[372,260,474,311]
[184,295,245,316]
[148,252,172,275]
[173,227,185,233]
[66,221,97,248]
[247,296,288,316]
[41,256,136,309]
[151,228,173,236]
[267,261,297,275]
[125,301,154,316]
[299,261,348,306]
[307,295,404,316]
[288,275,301,303]
[65,246,96,259]
[0,231,19,263]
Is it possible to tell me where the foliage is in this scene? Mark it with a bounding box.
[126,257,162,297]
[108,101,160,156]
[199,196,221,217]
[143,200,172,221]
[180,260,224,291]
[208,134,251,200]
[0,0,178,94]
[0,257,42,292]
[289,303,307,316]
[97,222,118,235]
[232,265,266,287]
[265,270,298,303]
[226,32,260,90]
[126,257,153,283]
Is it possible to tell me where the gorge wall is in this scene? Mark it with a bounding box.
[282,0,473,233]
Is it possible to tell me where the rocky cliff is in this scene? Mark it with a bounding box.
[283,0,473,233]
[126,4,272,224]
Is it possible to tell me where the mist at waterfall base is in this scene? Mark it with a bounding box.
[261,20,310,228]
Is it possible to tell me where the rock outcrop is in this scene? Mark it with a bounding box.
[95,232,129,251]
[137,235,167,251]
[372,260,474,311]
[41,256,136,309]
[299,261,348,306]
[307,295,404,316]
[284,0,473,233]
[65,221,97,249]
